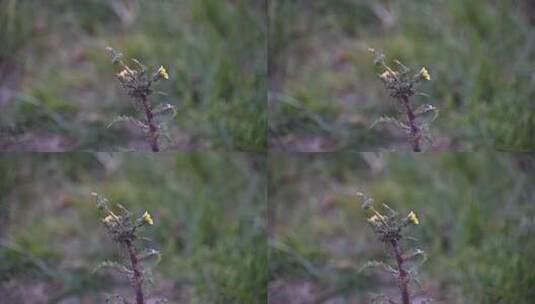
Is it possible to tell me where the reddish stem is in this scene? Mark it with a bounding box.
[400,96,421,152]
[391,240,411,304]
[140,95,160,152]
[125,240,144,304]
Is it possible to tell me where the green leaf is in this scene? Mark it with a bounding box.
[115,204,132,220]
[359,260,397,275]
[415,104,439,125]
[107,115,148,130]
[404,248,427,268]
[370,116,410,132]
[138,248,161,263]
[153,103,177,125]
[130,58,146,72]
[93,260,132,275]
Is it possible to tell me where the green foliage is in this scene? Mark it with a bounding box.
[91,192,161,303]
[269,0,535,150]
[0,0,266,151]
[358,193,425,303]
[0,153,267,303]
[269,153,535,302]
[105,47,174,152]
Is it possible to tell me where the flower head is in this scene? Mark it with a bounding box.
[368,214,380,224]
[379,71,393,81]
[142,211,154,225]
[379,70,397,82]
[408,211,419,225]
[102,215,116,225]
[117,69,129,79]
[419,67,431,81]
[157,66,169,80]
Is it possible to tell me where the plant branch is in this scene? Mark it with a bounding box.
[125,240,144,304]
[391,239,410,304]
[400,96,420,152]
[139,95,160,152]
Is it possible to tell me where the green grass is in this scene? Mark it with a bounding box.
[0,0,266,151]
[268,153,535,303]
[0,153,267,303]
[269,0,535,151]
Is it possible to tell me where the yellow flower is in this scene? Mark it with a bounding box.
[142,211,154,225]
[419,67,431,81]
[157,66,169,80]
[408,211,419,225]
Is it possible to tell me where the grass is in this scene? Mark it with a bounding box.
[0,152,267,303]
[268,153,535,303]
[269,0,535,151]
[0,0,266,151]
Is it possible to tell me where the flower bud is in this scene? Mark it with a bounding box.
[407,211,419,225]
[142,211,154,225]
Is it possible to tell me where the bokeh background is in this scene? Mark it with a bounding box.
[0,0,266,151]
[269,0,535,151]
[268,153,535,303]
[0,153,266,303]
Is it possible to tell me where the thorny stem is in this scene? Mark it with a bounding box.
[400,96,421,152]
[139,95,160,152]
[125,240,144,304]
[391,240,411,304]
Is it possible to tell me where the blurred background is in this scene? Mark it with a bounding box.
[0,153,266,303]
[268,153,535,303]
[0,0,266,151]
[269,0,535,151]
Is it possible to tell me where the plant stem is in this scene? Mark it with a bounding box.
[140,95,160,152]
[391,240,410,304]
[125,240,144,304]
[400,96,421,152]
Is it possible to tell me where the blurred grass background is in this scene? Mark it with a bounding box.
[0,153,266,303]
[0,0,266,151]
[268,153,535,303]
[269,0,535,151]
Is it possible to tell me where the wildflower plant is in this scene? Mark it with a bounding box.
[91,192,166,304]
[368,48,438,152]
[106,47,176,152]
[357,193,430,304]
